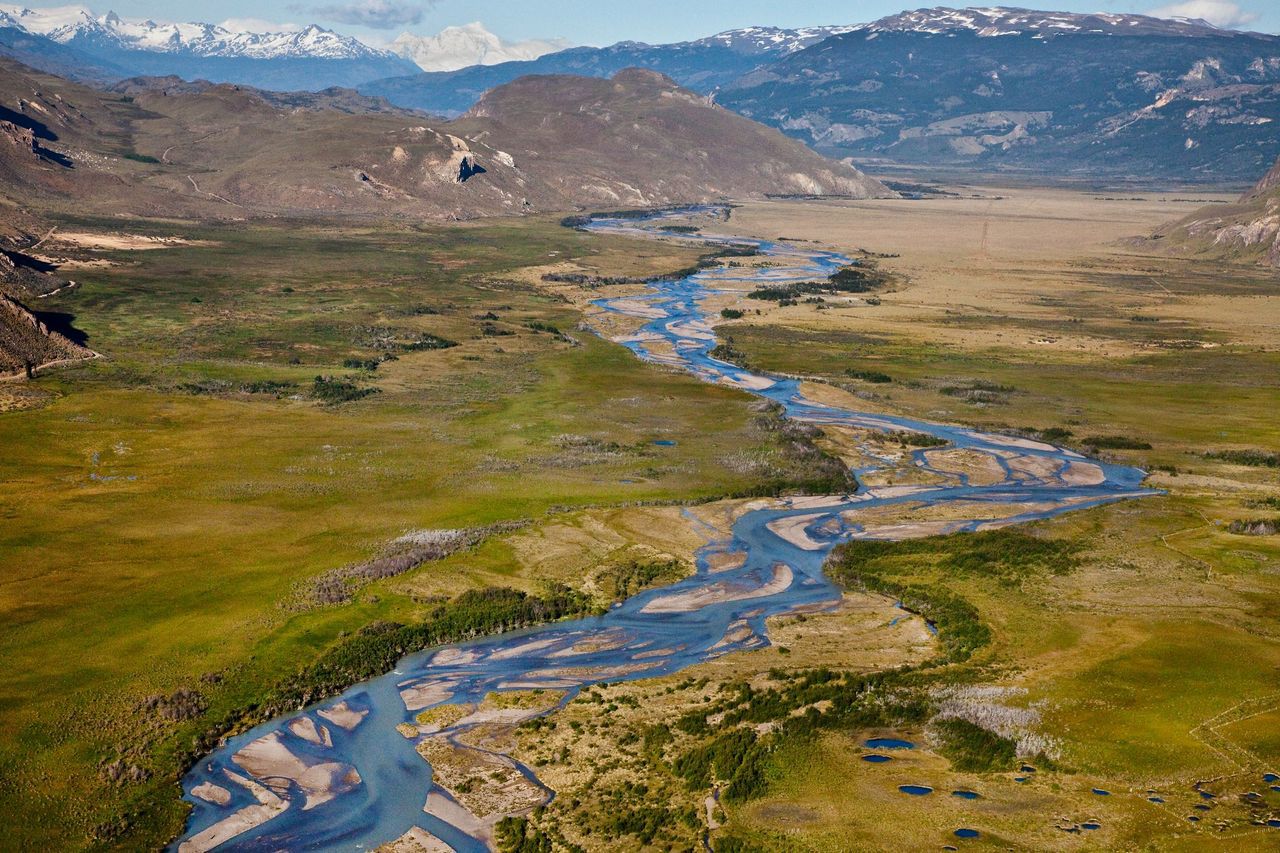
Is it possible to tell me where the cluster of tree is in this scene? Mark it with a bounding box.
[746,401,859,497]
[598,556,686,602]
[885,430,948,448]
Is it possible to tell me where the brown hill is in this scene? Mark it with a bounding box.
[1153,157,1280,268]
[452,68,889,206]
[0,59,891,222]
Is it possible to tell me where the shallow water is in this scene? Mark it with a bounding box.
[175,207,1153,851]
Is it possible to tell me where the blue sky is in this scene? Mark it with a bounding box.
[72,0,1280,44]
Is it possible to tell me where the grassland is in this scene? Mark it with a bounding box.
[3,187,1278,851]
[691,191,1280,850]
[0,214,841,848]
[484,189,1279,852]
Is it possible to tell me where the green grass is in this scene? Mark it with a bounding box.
[0,214,815,848]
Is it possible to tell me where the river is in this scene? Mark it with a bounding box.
[175,207,1151,852]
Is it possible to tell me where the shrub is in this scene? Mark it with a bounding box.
[933,717,1017,772]
[311,375,379,404]
[845,368,892,383]
[1204,449,1280,468]
[1084,435,1151,450]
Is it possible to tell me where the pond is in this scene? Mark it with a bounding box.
[899,785,934,796]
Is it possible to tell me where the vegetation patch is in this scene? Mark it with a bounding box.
[311,375,379,404]
[1203,449,1280,468]
[1226,517,1279,536]
[885,430,948,448]
[931,717,1017,772]
[1084,435,1152,450]
[844,368,892,383]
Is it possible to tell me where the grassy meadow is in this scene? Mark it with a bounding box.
[0,214,820,847]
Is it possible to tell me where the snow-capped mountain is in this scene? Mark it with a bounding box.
[390,22,569,72]
[0,5,392,58]
[0,5,419,89]
[852,6,1243,37]
[694,25,858,55]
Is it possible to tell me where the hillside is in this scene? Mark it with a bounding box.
[718,7,1280,182]
[451,69,889,204]
[0,59,890,222]
[1152,156,1280,266]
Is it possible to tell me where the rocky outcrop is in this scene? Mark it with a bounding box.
[0,293,93,376]
[1152,156,1280,268]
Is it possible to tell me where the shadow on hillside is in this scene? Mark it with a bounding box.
[0,104,56,140]
[34,310,89,346]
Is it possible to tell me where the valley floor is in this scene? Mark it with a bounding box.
[0,186,1277,850]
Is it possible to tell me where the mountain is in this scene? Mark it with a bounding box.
[389,22,570,73]
[717,6,1280,182]
[0,5,419,89]
[1152,156,1280,266]
[360,25,855,116]
[0,58,890,225]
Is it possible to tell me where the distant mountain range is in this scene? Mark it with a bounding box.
[361,25,857,116]
[0,5,418,89]
[2,5,1279,182]
[718,7,1280,182]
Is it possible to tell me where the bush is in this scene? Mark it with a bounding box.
[1204,449,1280,468]
[1227,518,1279,536]
[845,368,892,383]
[886,430,948,448]
[720,308,745,319]
[311,375,379,404]
[933,717,1017,772]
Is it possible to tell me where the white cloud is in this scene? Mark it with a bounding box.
[307,0,434,30]
[218,18,302,33]
[1147,0,1261,28]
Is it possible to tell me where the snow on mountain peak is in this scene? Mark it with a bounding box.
[390,22,570,72]
[0,4,399,59]
[695,25,859,55]
[856,6,1238,38]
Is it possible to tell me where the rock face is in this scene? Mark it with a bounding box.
[1153,157,1280,267]
[0,58,891,221]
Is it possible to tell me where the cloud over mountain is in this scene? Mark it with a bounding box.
[308,0,434,30]
[1147,0,1260,28]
